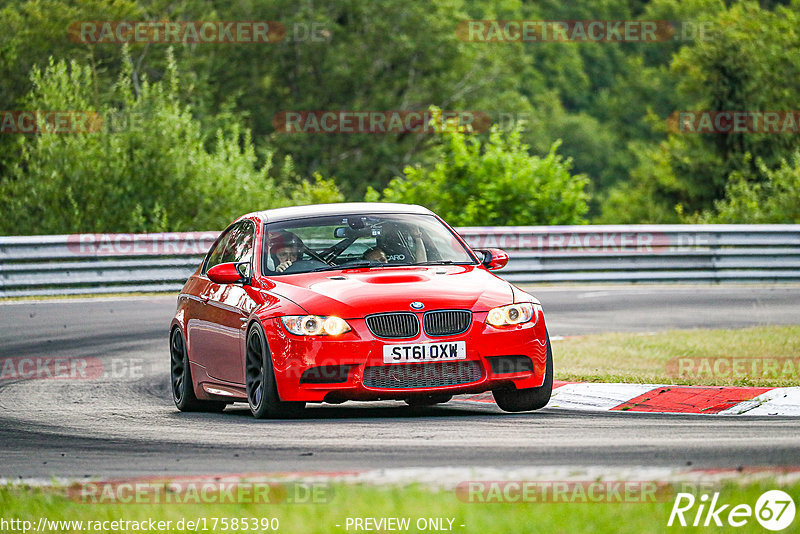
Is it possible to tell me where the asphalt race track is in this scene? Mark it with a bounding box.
[1,285,799,479]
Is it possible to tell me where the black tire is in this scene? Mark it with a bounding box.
[170,328,227,413]
[492,333,553,412]
[404,394,453,407]
[245,323,306,419]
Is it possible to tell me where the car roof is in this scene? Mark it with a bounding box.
[243,202,434,224]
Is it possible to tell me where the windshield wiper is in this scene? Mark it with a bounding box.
[378,260,466,267]
[308,260,469,273]
[309,261,386,272]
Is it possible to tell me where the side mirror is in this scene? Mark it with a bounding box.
[207,262,250,284]
[476,248,509,271]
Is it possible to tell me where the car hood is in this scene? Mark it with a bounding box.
[267,265,514,318]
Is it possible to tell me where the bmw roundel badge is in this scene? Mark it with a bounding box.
[410,301,425,310]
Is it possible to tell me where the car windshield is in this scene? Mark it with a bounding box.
[262,213,476,275]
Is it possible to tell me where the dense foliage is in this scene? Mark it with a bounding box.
[371,115,589,226]
[0,52,341,234]
[0,0,798,233]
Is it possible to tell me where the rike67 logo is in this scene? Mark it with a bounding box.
[668,490,795,530]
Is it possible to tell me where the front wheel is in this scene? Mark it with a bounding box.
[245,323,305,419]
[170,328,227,413]
[492,333,553,412]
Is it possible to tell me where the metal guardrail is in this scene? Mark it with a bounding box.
[457,224,800,284]
[1,225,798,297]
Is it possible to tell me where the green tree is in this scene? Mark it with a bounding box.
[176,0,533,197]
[671,1,800,191]
[0,53,341,235]
[601,1,800,222]
[687,152,800,223]
[2,0,797,226]
[369,116,589,226]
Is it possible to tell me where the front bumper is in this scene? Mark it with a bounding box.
[264,311,549,402]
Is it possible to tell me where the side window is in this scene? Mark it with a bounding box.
[223,222,254,278]
[203,227,235,274]
[203,222,254,274]
[220,222,254,265]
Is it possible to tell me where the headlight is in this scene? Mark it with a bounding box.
[281,315,351,336]
[485,303,540,327]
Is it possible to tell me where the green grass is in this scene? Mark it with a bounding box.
[553,325,800,386]
[1,480,798,533]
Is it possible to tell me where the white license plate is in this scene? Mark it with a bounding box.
[382,341,467,363]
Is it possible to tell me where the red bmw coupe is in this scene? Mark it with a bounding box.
[170,203,552,418]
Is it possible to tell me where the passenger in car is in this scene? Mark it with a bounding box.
[363,246,388,263]
[376,223,428,263]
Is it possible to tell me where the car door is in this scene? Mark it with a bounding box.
[185,225,233,373]
[190,221,256,384]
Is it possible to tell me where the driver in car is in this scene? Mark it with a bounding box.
[268,231,304,273]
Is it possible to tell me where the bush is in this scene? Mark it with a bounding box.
[368,115,589,226]
[685,152,800,223]
[0,51,342,235]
